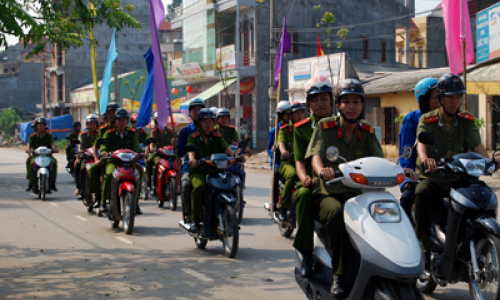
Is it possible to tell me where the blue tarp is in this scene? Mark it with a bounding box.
[20,114,74,144]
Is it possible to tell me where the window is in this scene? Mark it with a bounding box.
[398,48,404,63]
[3,68,7,73]
[58,75,63,102]
[363,38,369,60]
[291,32,299,54]
[11,68,16,72]
[418,47,423,68]
[381,39,386,63]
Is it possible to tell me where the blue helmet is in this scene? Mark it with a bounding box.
[414,78,437,103]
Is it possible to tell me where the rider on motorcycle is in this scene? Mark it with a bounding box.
[74,114,99,198]
[145,113,177,192]
[178,98,206,222]
[130,113,148,144]
[293,75,333,279]
[398,77,439,220]
[277,102,305,220]
[98,108,144,214]
[66,121,81,170]
[186,108,248,235]
[413,73,500,268]
[25,117,59,192]
[99,102,119,136]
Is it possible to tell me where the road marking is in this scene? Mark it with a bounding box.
[243,198,264,207]
[49,203,58,207]
[75,216,88,221]
[115,237,134,245]
[181,268,215,282]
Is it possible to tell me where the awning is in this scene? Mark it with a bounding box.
[196,77,237,101]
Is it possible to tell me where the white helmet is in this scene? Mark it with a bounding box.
[210,107,218,115]
[305,75,333,99]
[276,100,291,114]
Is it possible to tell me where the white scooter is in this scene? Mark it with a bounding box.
[295,148,424,299]
[31,146,54,201]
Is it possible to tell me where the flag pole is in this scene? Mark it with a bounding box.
[462,39,466,109]
[270,71,282,219]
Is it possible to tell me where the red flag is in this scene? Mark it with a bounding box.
[441,0,474,74]
[317,33,324,57]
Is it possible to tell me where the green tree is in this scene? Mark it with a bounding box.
[0,107,22,136]
[0,0,141,57]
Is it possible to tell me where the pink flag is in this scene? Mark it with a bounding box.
[441,0,474,74]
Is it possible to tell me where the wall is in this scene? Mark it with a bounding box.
[426,17,447,68]
[0,63,42,112]
[378,91,418,116]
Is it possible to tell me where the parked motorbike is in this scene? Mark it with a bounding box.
[179,142,246,258]
[30,146,55,201]
[99,138,142,234]
[295,148,424,300]
[415,132,500,300]
[264,142,296,237]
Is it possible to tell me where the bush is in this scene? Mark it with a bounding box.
[55,139,69,150]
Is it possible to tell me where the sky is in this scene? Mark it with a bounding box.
[415,0,441,15]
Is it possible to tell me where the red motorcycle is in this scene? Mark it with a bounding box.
[154,145,179,210]
[82,146,100,212]
[103,147,142,234]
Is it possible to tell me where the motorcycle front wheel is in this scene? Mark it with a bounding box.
[169,178,178,211]
[121,191,136,234]
[221,205,239,258]
[40,174,47,201]
[469,233,500,300]
[194,238,207,249]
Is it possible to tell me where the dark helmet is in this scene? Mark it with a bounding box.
[86,114,98,124]
[197,108,216,122]
[73,121,81,127]
[106,102,120,112]
[289,102,305,113]
[101,112,108,120]
[216,108,230,119]
[436,73,466,96]
[305,75,333,99]
[335,78,365,102]
[36,117,47,125]
[115,108,129,119]
[189,98,206,111]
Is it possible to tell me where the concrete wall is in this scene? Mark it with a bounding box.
[64,0,152,107]
[377,92,418,115]
[0,63,42,112]
[426,17,447,68]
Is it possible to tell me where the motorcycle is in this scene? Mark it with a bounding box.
[416,132,500,300]
[295,148,424,300]
[154,144,179,210]
[98,138,142,234]
[179,142,246,258]
[227,143,247,224]
[264,142,296,237]
[65,137,77,178]
[31,146,55,201]
[79,144,101,213]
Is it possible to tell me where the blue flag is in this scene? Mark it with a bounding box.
[99,28,118,113]
[136,48,155,129]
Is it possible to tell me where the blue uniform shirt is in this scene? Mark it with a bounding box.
[267,122,282,169]
[178,122,197,174]
[398,110,421,188]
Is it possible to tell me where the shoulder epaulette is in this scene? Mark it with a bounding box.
[424,116,439,124]
[457,112,475,121]
[30,133,36,137]
[101,124,107,129]
[280,123,290,130]
[320,120,338,130]
[294,118,311,128]
[128,128,136,132]
[228,125,236,129]
[212,132,221,138]
[191,132,201,138]
[81,130,88,135]
[359,122,375,134]
[107,128,115,133]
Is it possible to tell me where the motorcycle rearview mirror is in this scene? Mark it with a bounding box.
[418,132,435,145]
[185,144,198,153]
[238,138,250,149]
[72,139,81,145]
[96,138,108,146]
[326,146,346,162]
[399,145,412,162]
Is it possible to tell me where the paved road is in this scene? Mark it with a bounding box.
[0,148,491,299]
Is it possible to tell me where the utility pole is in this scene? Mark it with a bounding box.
[269,0,276,129]
[114,60,119,105]
[235,0,241,131]
[41,50,46,117]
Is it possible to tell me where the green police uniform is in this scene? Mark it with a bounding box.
[66,131,79,162]
[414,109,482,241]
[93,128,143,204]
[145,127,175,184]
[28,132,58,187]
[292,115,317,254]
[278,122,296,209]
[89,123,117,195]
[306,116,382,275]
[78,130,98,191]
[135,127,148,144]
[187,130,229,223]
[215,124,239,145]
[99,123,116,137]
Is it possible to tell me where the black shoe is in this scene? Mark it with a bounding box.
[93,201,100,209]
[300,252,313,278]
[135,205,143,215]
[330,275,345,298]
[279,207,287,221]
[26,183,33,192]
[100,203,108,213]
[189,222,200,233]
[50,184,58,192]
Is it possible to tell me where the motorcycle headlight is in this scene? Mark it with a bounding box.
[214,159,228,169]
[117,152,134,162]
[35,148,51,155]
[35,156,51,167]
[459,158,486,177]
[369,201,401,223]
